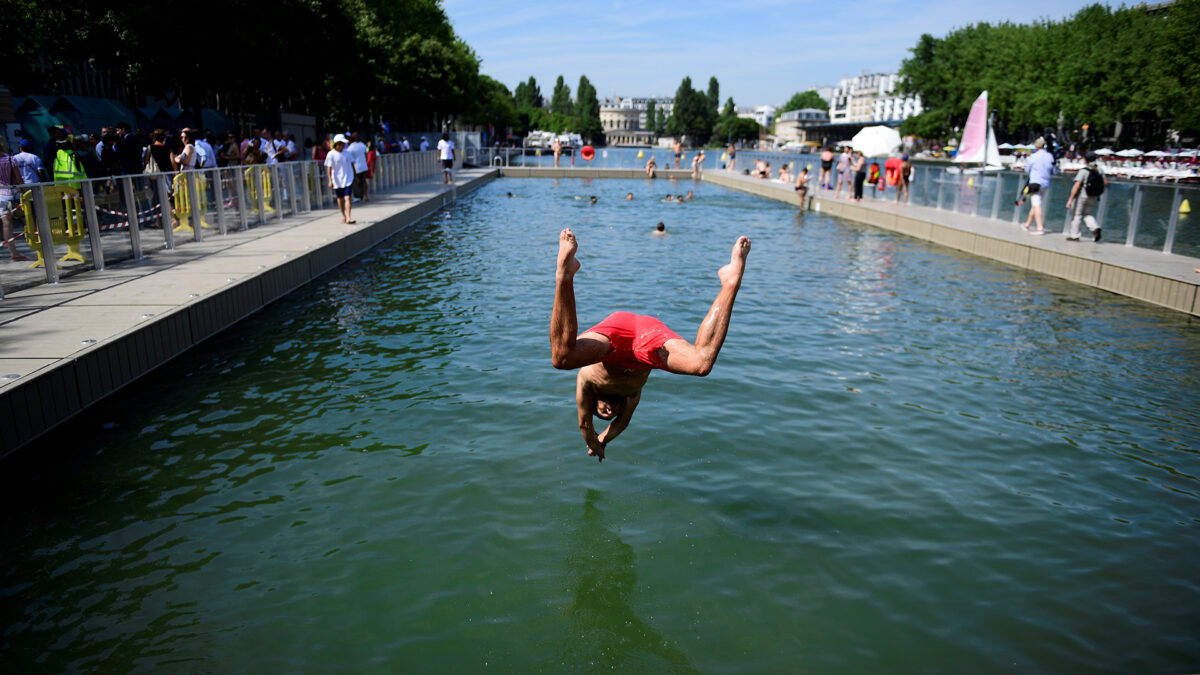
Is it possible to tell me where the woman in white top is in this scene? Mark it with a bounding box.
[172,130,197,171]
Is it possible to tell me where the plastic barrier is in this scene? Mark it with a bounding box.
[20,186,86,268]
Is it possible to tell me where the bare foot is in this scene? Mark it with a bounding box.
[557,228,580,277]
[718,236,750,287]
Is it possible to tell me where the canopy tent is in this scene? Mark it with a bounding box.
[51,95,136,136]
[1094,148,1115,156]
[13,97,69,149]
[850,125,902,158]
[997,142,1014,149]
[1115,149,1143,157]
[1143,150,1168,157]
[197,108,235,133]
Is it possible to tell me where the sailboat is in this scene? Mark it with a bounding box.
[951,90,1003,173]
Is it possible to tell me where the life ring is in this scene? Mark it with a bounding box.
[581,146,595,162]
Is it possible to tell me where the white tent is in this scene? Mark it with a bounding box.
[997,142,1014,149]
[1095,148,1115,156]
[1144,150,1168,157]
[850,126,902,158]
[1115,149,1143,158]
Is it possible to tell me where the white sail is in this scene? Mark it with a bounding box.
[985,124,1002,169]
[956,91,989,165]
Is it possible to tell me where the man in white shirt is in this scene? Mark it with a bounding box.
[191,129,217,169]
[345,132,369,202]
[437,132,455,184]
[325,134,356,225]
[419,136,429,152]
[260,129,277,164]
[401,138,411,152]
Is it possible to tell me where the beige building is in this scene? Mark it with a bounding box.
[775,108,830,146]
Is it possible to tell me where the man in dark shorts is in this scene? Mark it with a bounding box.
[551,228,751,461]
[673,139,682,168]
[819,147,834,189]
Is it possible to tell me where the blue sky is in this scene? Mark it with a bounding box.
[443,0,1104,107]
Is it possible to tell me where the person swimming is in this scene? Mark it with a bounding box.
[654,221,666,233]
[625,192,634,201]
[589,195,598,204]
[551,229,751,461]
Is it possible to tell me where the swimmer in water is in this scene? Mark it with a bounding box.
[625,192,634,201]
[506,192,513,197]
[664,194,675,202]
[589,195,598,204]
[551,229,751,462]
[654,222,666,234]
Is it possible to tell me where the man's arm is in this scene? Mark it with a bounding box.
[575,376,606,460]
[597,390,640,447]
[1066,179,1082,208]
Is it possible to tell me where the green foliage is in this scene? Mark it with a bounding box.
[722,97,736,118]
[781,91,829,112]
[514,77,543,109]
[899,110,947,139]
[0,0,484,132]
[712,116,761,144]
[666,76,717,144]
[550,76,573,117]
[707,77,720,120]
[574,75,603,143]
[898,1,1200,142]
[646,100,657,134]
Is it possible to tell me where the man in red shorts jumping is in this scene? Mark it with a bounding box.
[551,228,751,462]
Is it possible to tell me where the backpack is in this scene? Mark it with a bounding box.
[1084,166,1105,197]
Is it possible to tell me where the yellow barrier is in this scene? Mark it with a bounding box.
[172,173,213,233]
[20,186,87,269]
[243,166,275,214]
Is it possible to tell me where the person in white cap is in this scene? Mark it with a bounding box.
[325,134,356,224]
[419,136,429,152]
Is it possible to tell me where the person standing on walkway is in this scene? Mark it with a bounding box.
[0,139,29,261]
[834,147,853,200]
[852,151,867,202]
[1021,137,1056,235]
[325,134,355,224]
[896,154,912,205]
[691,151,705,180]
[1065,151,1107,242]
[673,139,682,169]
[14,139,47,184]
[726,142,737,172]
[346,132,370,201]
[819,147,834,189]
[437,132,455,184]
[552,138,562,168]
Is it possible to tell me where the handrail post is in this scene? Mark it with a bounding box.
[186,171,203,241]
[212,168,228,235]
[936,168,945,210]
[271,164,284,221]
[31,185,60,284]
[80,180,104,271]
[299,162,311,213]
[157,174,175,249]
[233,168,249,230]
[121,176,145,257]
[1125,183,1143,247]
[253,168,266,224]
[1162,186,1182,254]
[991,172,1003,220]
[286,164,298,216]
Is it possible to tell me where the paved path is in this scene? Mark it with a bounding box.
[0,168,495,455]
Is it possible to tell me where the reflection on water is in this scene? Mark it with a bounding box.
[555,490,697,673]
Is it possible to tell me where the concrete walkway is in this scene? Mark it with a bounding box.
[0,168,497,455]
[701,170,1200,317]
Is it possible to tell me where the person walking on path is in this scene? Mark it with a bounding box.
[346,132,369,201]
[324,134,356,224]
[1021,137,1056,235]
[437,132,455,184]
[551,228,751,462]
[1065,150,1107,242]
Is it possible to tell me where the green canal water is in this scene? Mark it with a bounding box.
[2,178,1199,672]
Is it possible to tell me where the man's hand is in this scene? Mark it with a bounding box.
[586,437,606,462]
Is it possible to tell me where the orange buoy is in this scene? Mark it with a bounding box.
[581,145,595,162]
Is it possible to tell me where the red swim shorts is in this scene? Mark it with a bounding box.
[583,311,683,371]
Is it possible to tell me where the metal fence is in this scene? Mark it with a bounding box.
[845,165,1200,258]
[2,151,441,298]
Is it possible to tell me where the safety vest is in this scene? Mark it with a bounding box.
[53,149,86,189]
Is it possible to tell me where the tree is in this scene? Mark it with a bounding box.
[712,116,761,144]
[574,75,603,143]
[707,77,720,121]
[550,76,573,117]
[666,76,715,144]
[781,90,829,112]
[514,76,543,109]
[645,99,657,133]
[465,75,518,139]
[722,97,736,118]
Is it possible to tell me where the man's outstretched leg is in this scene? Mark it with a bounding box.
[662,236,751,376]
[551,229,609,370]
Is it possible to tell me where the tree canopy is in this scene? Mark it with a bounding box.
[0,0,485,132]
[898,0,1200,145]
[781,91,829,112]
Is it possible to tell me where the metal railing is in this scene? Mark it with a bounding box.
[2,151,441,298]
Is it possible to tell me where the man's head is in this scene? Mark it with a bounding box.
[1085,150,1098,164]
[19,138,32,152]
[656,221,665,232]
[442,132,450,142]
[333,134,348,150]
[116,122,131,134]
[351,131,360,142]
[1034,137,1045,149]
[594,393,622,420]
